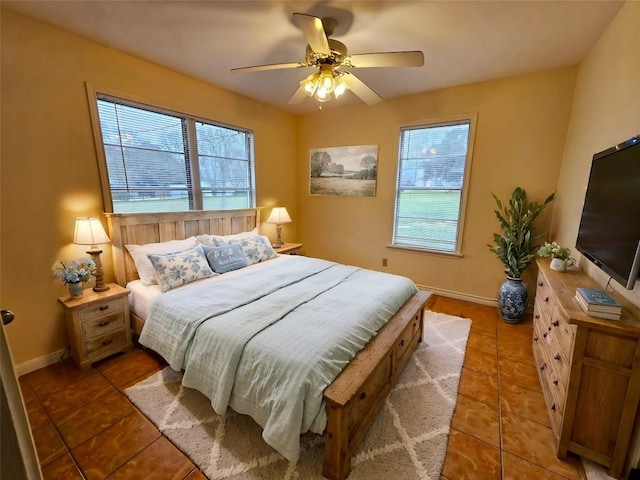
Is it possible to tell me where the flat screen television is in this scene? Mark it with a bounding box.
[576,135,640,290]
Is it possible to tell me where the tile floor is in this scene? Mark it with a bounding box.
[19,295,584,480]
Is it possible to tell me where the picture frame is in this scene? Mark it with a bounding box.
[309,145,378,197]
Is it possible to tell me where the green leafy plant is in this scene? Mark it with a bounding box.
[537,241,571,260]
[488,187,556,278]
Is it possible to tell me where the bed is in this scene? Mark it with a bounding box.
[105,208,431,480]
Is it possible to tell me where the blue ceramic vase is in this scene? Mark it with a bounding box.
[498,277,528,323]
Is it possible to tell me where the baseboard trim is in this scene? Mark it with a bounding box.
[415,284,498,307]
[15,349,66,377]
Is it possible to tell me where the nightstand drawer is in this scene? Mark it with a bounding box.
[84,330,128,358]
[79,299,123,320]
[81,312,125,338]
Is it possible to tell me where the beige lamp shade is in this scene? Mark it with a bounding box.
[74,218,110,292]
[266,207,292,224]
[74,218,110,246]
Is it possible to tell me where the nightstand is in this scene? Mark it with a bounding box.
[58,283,132,369]
[275,243,303,255]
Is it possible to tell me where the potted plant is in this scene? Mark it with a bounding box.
[537,241,575,272]
[53,258,96,297]
[489,187,555,323]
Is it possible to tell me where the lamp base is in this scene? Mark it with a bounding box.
[273,224,284,249]
[87,248,110,293]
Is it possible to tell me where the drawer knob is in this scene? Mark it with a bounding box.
[535,314,540,319]
[99,305,109,311]
[551,403,556,412]
[543,332,548,338]
[533,336,539,342]
[399,339,405,347]
[552,320,559,327]
[548,326,551,332]
[538,281,544,287]
[102,339,113,346]
[553,379,559,385]
[544,297,550,303]
[539,363,546,371]
[98,321,110,327]
[554,353,561,361]
[360,392,367,400]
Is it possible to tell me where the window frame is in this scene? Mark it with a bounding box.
[86,84,256,213]
[391,113,477,256]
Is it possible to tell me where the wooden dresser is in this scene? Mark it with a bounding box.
[532,258,640,478]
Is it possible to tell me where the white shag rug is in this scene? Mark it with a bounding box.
[125,311,471,480]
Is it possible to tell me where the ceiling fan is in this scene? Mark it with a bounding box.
[231,13,424,106]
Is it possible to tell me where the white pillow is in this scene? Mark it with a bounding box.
[126,236,198,285]
[196,227,259,247]
[228,235,277,265]
[147,245,215,292]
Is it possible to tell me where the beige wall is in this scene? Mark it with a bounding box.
[296,68,576,302]
[549,1,640,469]
[552,0,640,307]
[0,9,297,366]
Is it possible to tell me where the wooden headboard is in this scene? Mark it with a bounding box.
[105,208,261,286]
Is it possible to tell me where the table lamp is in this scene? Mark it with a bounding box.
[74,218,110,292]
[266,207,292,248]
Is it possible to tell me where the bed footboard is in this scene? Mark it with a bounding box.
[322,290,432,480]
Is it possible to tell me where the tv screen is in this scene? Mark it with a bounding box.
[576,135,640,290]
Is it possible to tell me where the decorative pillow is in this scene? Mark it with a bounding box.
[146,245,215,292]
[228,235,277,266]
[196,228,259,247]
[202,244,248,274]
[126,237,198,285]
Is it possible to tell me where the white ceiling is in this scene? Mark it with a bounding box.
[4,0,625,114]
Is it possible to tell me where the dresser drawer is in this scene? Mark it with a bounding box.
[79,299,124,320]
[549,305,575,363]
[81,312,125,338]
[84,330,128,358]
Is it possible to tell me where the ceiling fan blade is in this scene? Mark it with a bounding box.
[231,62,308,73]
[287,85,308,104]
[293,13,330,55]
[347,51,424,68]
[339,72,382,105]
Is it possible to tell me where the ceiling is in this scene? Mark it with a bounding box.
[4,0,625,114]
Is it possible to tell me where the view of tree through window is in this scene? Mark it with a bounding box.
[393,119,473,253]
[95,95,255,213]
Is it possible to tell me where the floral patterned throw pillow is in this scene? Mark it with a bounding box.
[147,245,215,292]
[228,235,277,265]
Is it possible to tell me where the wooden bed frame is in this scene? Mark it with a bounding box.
[105,208,431,480]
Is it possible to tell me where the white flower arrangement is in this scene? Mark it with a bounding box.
[53,259,96,285]
[537,242,571,261]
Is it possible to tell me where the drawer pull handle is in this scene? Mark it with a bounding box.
[360,392,367,400]
[554,353,561,361]
[543,332,548,338]
[551,403,556,412]
[535,314,540,319]
[544,297,550,303]
[553,379,559,385]
[533,336,539,342]
[538,281,543,287]
[102,339,113,346]
[99,305,109,311]
[98,321,110,327]
[548,326,552,332]
[552,320,559,327]
[399,339,405,347]
[539,363,546,371]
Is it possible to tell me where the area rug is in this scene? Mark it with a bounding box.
[124,311,471,480]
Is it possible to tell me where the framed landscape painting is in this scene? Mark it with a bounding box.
[309,145,378,197]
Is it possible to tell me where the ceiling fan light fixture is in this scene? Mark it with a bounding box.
[314,86,331,102]
[301,73,319,96]
[333,77,347,98]
[319,66,335,92]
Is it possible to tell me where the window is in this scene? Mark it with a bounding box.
[393,115,476,254]
[93,94,255,213]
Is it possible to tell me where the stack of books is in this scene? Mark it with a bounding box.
[574,287,622,320]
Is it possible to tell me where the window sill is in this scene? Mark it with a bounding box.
[386,244,463,258]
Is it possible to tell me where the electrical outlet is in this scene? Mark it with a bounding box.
[382,258,388,267]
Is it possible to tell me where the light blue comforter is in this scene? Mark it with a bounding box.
[139,256,417,461]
